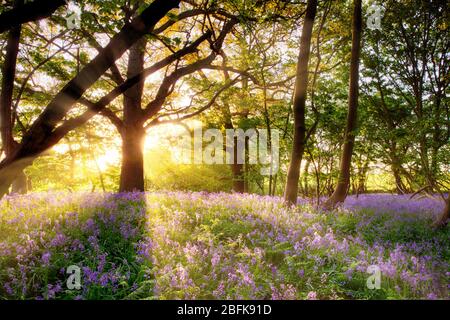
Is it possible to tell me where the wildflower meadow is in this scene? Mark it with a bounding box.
[0,0,448,309]
[1,192,448,300]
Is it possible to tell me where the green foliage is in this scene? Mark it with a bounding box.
[144,148,233,193]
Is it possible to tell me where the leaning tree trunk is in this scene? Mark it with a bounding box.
[119,38,146,192]
[0,0,180,198]
[324,0,362,208]
[284,0,318,205]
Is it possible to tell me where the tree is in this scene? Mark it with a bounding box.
[102,3,238,192]
[0,0,181,198]
[363,0,449,194]
[324,0,362,208]
[118,36,147,192]
[283,0,318,205]
[0,0,27,193]
[103,0,297,193]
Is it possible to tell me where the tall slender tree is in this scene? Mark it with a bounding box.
[324,0,362,208]
[284,0,318,205]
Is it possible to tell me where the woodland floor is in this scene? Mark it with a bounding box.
[0,192,448,300]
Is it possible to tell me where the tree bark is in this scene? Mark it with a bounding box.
[0,12,25,195]
[284,0,317,205]
[0,22,21,157]
[119,37,147,192]
[119,125,146,192]
[220,54,246,193]
[303,158,311,195]
[0,0,180,198]
[272,172,278,196]
[392,162,407,194]
[224,112,245,193]
[231,160,245,193]
[324,0,362,208]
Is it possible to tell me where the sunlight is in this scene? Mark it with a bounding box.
[96,149,120,171]
[1,0,448,305]
[144,120,202,151]
[52,143,70,154]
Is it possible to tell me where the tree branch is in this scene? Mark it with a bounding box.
[0,0,67,34]
[146,76,240,129]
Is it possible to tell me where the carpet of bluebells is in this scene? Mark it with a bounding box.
[0,192,448,300]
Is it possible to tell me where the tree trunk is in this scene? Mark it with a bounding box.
[0,24,20,157]
[0,12,23,195]
[0,0,179,198]
[272,173,278,196]
[356,160,368,195]
[324,0,362,208]
[119,125,146,192]
[284,0,318,205]
[223,99,245,193]
[231,163,245,193]
[228,124,245,193]
[303,158,311,195]
[389,145,407,194]
[392,163,406,194]
[244,135,250,193]
[119,37,146,192]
